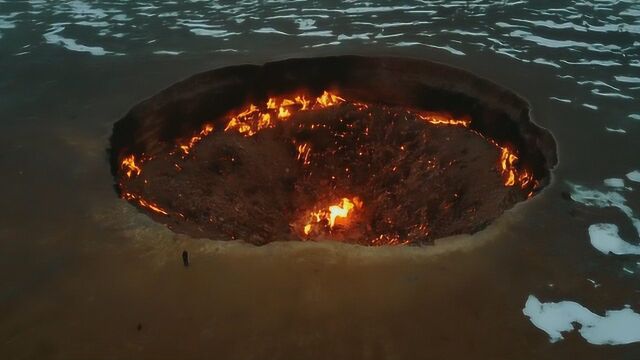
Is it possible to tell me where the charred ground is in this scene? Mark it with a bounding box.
[110,56,557,246]
[120,103,527,245]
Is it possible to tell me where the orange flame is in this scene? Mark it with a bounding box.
[179,123,214,154]
[328,197,357,227]
[418,112,470,127]
[296,143,311,165]
[500,147,517,186]
[303,224,312,235]
[281,98,295,107]
[123,192,169,215]
[278,106,291,119]
[498,146,534,190]
[223,91,344,137]
[258,113,272,128]
[121,155,142,178]
[295,95,310,110]
[315,91,345,108]
[302,197,362,237]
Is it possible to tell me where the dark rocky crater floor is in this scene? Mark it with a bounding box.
[110,56,557,246]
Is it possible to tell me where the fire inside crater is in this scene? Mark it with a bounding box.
[110,56,557,246]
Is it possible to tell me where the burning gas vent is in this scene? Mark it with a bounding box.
[110,56,557,246]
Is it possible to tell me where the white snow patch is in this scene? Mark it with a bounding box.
[604,178,625,188]
[304,41,341,48]
[549,96,571,103]
[342,6,417,14]
[0,12,18,39]
[111,14,132,22]
[523,295,640,345]
[43,26,110,55]
[337,33,371,40]
[253,27,289,35]
[213,48,242,53]
[569,182,640,237]
[390,41,465,55]
[534,58,561,68]
[374,32,404,39]
[295,18,316,30]
[605,127,626,133]
[627,170,640,183]
[190,28,239,37]
[588,223,640,255]
[615,76,640,84]
[591,88,634,100]
[392,41,423,47]
[0,18,16,29]
[428,44,465,56]
[153,50,183,55]
[299,30,333,37]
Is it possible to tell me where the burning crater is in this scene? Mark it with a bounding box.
[110,56,557,246]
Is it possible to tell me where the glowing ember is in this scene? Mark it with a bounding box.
[371,234,409,246]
